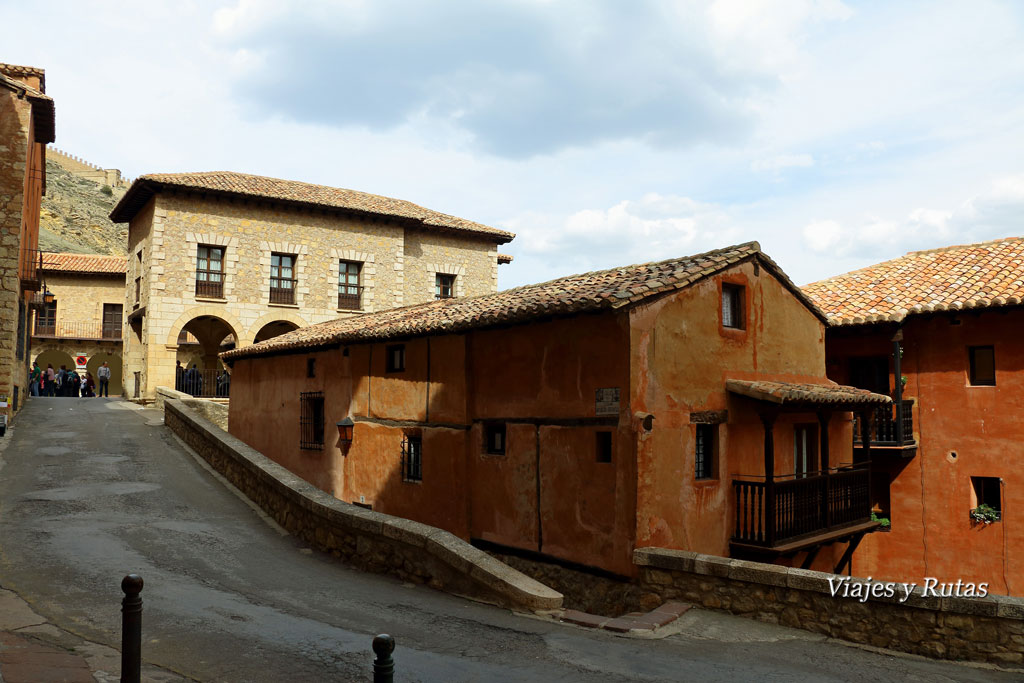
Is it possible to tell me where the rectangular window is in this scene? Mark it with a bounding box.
[402,435,423,482]
[435,273,456,300]
[196,245,224,298]
[36,300,56,335]
[485,423,506,455]
[794,423,818,477]
[102,303,122,339]
[270,253,296,304]
[338,260,363,310]
[971,476,1002,520]
[969,345,995,386]
[306,357,316,378]
[695,424,717,480]
[722,284,744,329]
[134,277,141,304]
[299,391,325,450]
[386,344,405,372]
[596,431,613,463]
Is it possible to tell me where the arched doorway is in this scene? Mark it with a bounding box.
[173,315,238,398]
[33,349,75,396]
[253,320,300,344]
[86,352,123,396]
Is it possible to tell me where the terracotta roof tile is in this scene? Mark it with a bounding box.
[803,237,1024,326]
[0,63,45,92]
[726,379,891,406]
[110,171,514,243]
[223,241,824,361]
[41,252,126,274]
[0,69,54,144]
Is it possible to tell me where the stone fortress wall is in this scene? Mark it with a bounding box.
[47,147,129,187]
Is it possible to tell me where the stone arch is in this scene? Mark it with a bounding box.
[165,307,245,349]
[34,348,76,375]
[248,310,309,345]
[86,351,123,394]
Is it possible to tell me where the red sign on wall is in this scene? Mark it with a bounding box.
[75,355,87,366]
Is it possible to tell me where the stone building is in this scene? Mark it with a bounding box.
[0,63,54,426]
[804,236,1024,596]
[109,171,514,401]
[30,252,126,391]
[222,242,888,577]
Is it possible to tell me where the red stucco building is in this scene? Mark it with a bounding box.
[805,237,1024,596]
[223,242,887,577]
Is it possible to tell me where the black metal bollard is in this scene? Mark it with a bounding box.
[120,574,143,683]
[372,633,395,683]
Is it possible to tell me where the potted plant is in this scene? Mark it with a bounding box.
[870,511,891,530]
[970,503,1000,525]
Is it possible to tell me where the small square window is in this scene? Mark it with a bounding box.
[722,284,744,329]
[971,476,1001,520]
[596,431,613,463]
[306,357,316,378]
[695,424,717,480]
[386,344,405,372]
[969,346,995,386]
[436,273,456,300]
[485,423,506,455]
[402,435,422,482]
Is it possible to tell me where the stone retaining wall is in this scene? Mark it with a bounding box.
[636,547,1024,667]
[164,398,562,611]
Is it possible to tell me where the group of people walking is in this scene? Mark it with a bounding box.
[29,361,111,398]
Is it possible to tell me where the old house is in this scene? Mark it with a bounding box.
[222,242,887,577]
[804,237,1024,596]
[0,63,54,426]
[30,252,126,391]
[109,172,514,401]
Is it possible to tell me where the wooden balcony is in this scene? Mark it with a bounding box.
[853,399,916,456]
[33,321,122,341]
[19,248,44,292]
[732,466,875,555]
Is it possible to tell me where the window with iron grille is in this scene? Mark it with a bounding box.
[969,346,995,386]
[402,435,422,482]
[721,284,744,329]
[270,253,297,304]
[338,260,363,310]
[435,273,455,300]
[695,424,716,479]
[299,391,325,450]
[196,245,224,298]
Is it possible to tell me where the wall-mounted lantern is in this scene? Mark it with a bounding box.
[336,417,354,448]
[43,289,55,304]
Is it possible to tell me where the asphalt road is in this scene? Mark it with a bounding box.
[0,397,1016,682]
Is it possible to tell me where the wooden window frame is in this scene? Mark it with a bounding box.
[196,244,225,298]
[338,260,363,310]
[299,391,325,450]
[968,345,995,386]
[402,434,423,482]
[721,283,745,330]
[270,252,297,305]
[102,303,122,339]
[435,273,456,300]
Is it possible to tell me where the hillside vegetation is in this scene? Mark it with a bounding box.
[39,159,127,255]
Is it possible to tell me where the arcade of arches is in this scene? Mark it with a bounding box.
[32,343,123,393]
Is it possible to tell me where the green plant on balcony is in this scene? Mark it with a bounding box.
[970,503,1001,525]
[870,511,891,529]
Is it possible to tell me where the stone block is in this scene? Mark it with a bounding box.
[633,547,698,573]
[941,595,999,617]
[380,516,432,548]
[691,554,733,578]
[994,595,1024,620]
[728,559,788,587]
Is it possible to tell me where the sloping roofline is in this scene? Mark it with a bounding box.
[222,241,827,363]
[109,171,515,244]
[0,69,55,144]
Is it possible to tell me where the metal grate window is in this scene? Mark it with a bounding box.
[300,391,325,450]
[401,435,422,482]
[695,424,715,479]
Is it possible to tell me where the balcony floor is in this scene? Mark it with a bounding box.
[730,519,880,558]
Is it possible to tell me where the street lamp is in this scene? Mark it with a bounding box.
[336,417,354,449]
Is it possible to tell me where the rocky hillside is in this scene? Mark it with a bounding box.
[39,159,127,254]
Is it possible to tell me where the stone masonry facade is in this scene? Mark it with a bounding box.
[124,192,507,400]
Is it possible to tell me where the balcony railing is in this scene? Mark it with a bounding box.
[338,286,364,310]
[19,248,44,292]
[270,278,296,305]
[853,399,915,447]
[195,279,223,299]
[33,321,122,341]
[176,369,231,398]
[733,466,872,548]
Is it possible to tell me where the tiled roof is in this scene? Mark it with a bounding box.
[0,63,45,92]
[0,69,55,144]
[223,241,825,361]
[110,171,515,243]
[803,237,1024,326]
[726,379,891,407]
[41,252,126,274]
[497,253,514,264]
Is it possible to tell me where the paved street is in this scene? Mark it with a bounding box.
[0,397,1017,682]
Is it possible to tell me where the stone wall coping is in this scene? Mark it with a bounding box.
[165,399,562,611]
[634,547,1023,620]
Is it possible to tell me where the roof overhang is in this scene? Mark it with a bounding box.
[726,379,890,412]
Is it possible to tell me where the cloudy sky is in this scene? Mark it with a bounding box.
[4,0,1023,289]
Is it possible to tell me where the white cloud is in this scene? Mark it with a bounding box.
[751,153,814,173]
